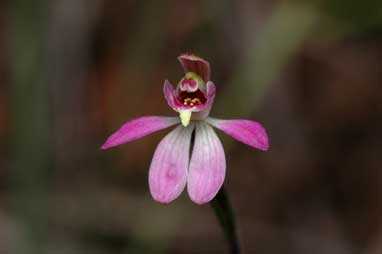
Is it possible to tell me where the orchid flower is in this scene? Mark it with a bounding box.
[101,54,269,204]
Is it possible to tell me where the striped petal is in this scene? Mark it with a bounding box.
[187,122,226,204]
[101,116,179,149]
[149,124,194,204]
[207,118,269,151]
[178,54,211,82]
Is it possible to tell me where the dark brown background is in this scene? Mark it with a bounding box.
[0,0,381,253]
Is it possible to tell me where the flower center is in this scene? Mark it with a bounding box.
[177,72,207,107]
[178,90,207,106]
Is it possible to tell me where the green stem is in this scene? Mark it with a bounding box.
[210,187,240,254]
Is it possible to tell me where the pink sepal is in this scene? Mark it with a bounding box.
[207,118,269,151]
[101,116,179,149]
[178,54,211,82]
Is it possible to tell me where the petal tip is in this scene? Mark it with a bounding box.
[163,79,172,88]
[258,143,270,151]
[190,196,214,205]
[208,118,270,151]
[257,128,270,151]
[151,194,174,205]
[100,139,114,150]
[100,143,109,150]
[150,185,183,204]
[188,186,221,205]
[178,53,202,61]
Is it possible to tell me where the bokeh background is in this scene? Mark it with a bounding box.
[1,0,381,253]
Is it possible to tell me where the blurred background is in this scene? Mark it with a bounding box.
[1,0,381,253]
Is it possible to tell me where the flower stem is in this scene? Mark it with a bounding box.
[210,187,240,254]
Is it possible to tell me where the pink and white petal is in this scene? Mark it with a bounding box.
[101,116,179,149]
[149,124,194,204]
[178,54,211,82]
[187,122,226,204]
[207,118,269,151]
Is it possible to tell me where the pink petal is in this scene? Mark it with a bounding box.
[178,54,211,82]
[163,80,181,110]
[207,118,269,151]
[187,122,226,204]
[206,81,216,102]
[101,116,179,149]
[149,124,194,204]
